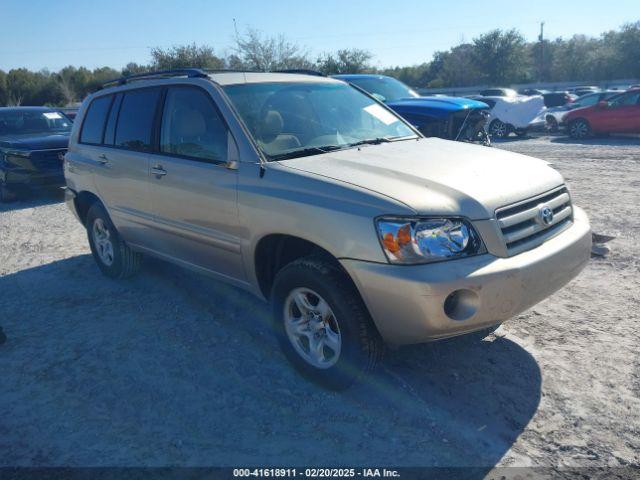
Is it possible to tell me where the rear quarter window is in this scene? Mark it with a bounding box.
[80,95,113,144]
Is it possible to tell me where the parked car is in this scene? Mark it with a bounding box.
[564,89,640,139]
[471,95,547,138]
[568,86,600,97]
[65,69,591,389]
[60,107,79,120]
[479,88,518,97]
[334,74,491,145]
[518,88,549,96]
[544,91,620,132]
[542,91,575,108]
[0,107,72,201]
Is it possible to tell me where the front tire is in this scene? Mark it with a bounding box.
[489,119,509,138]
[568,118,592,139]
[86,203,142,279]
[271,255,382,390]
[545,115,559,133]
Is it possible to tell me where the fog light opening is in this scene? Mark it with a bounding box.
[444,289,479,321]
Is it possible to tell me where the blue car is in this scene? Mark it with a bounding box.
[334,74,491,145]
[0,107,72,202]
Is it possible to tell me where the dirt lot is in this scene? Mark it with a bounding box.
[1,136,639,473]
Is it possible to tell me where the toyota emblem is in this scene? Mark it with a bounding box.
[539,205,554,225]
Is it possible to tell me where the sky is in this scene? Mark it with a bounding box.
[1,0,638,72]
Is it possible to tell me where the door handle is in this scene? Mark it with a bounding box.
[97,153,109,165]
[151,165,167,177]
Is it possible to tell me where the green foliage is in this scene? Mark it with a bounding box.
[317,49,373,74]
[150,43,225,70]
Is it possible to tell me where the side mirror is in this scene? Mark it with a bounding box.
[597,100,609,108]
[371,93,387,103]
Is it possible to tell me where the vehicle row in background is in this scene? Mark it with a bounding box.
[544,91,620,132]
[0,107,72,202]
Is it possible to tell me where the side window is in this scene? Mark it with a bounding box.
[576,95,598,108]
[611,92,640,107]
[160,87,228,163]
[79,95,112,144]
[115,88,161,152]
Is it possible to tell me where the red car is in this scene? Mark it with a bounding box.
[564,90,640,139]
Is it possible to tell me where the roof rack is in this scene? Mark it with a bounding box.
[101,68,209,89]
[273,69,326,77]
[100,67,327,90]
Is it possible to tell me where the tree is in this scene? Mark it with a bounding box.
[150,43,225,70]
[471,29,528,85]
[316,48,372,74]
[233,29,313,71]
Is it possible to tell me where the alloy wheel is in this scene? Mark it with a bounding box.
[92,218,115,266]
[284,287,341,369]
[490,120,507,138]
[570,120,590,139]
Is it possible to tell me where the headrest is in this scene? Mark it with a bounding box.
[173,108,206,138]
[258,110,283,144]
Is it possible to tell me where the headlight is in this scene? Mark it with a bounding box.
[1,150,30,167]
[376,217,485,264]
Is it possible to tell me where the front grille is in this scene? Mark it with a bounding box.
[29,149,66,170]
[496,186,573,256]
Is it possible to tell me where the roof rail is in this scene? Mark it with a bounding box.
[273,69,326,77]
[101,68,209,89]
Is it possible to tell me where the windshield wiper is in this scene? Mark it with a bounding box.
[268,145,345,161]
[346,135,417,148]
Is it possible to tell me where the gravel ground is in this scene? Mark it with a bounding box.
[0,135,638,473]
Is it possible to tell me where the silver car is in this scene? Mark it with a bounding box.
[64,69,592,389]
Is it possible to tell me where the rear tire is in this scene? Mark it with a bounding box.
[86,203,142,279]
[271,255,383,390]
[545,115,559,133]
[568,118,592,139]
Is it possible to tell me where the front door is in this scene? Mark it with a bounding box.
[596,91,640,133]
[145,85,244,283]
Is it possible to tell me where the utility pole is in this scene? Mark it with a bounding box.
[538,21,545,83]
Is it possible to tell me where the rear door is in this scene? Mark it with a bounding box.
[144,85,244,282]
[91,87,162,246]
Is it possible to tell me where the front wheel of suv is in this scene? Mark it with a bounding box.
[86,203,142,279]
[271,255,383,390]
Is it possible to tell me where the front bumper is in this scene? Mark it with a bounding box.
[0,167,65,187]
[341,207,591,345]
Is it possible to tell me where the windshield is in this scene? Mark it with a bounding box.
[223,81,417,160]
[0,110,72,136]
[345,76,419,103]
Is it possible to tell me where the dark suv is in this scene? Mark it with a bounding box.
[0,107,72,201]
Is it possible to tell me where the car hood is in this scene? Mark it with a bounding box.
[279,138,563,219]
[0,133,70,151]
[387,96,489,115]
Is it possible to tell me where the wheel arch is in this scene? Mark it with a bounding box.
[74,190,103,225]
[253,234,353,300]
